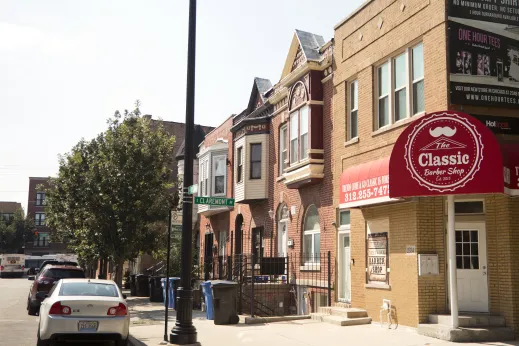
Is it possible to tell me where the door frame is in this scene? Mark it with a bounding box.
[446,220,489,313]
[337,228,351,303]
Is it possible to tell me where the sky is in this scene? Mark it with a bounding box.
[0,0,364,210]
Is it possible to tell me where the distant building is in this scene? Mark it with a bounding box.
[0,201,22,225]
[25,177,68,256]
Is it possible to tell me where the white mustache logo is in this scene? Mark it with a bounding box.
[429,126,457,138]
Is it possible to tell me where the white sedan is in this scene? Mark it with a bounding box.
[37,279,130,346]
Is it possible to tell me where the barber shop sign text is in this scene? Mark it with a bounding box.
[404,112,484,192]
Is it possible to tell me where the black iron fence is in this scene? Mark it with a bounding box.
[202,251,333,317]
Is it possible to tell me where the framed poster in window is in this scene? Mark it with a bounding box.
[366,232,388,284]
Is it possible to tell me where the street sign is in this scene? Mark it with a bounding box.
[187,184,198,195]
[194,196,235,207]
[171,210,182,232]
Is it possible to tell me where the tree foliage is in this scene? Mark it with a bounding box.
[0,209,34,254]
[45,103,175,285]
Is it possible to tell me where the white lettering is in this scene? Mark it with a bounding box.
[418,152,470,167]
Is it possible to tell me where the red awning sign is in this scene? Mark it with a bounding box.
[390,111,505,198]
[340,157,398,208]
[502,143,519,196]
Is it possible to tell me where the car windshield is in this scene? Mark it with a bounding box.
[60,282,119,297]
[42,269,85,279]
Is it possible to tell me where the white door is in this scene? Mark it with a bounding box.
[455,222,489,312]
[338,233,351,302]
[278,221,288,257]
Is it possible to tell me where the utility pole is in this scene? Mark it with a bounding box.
[170,0,198,344]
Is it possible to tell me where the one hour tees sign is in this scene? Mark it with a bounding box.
[389,111,503,198]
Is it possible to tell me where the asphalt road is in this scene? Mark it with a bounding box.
[0,276,38,346]
[0,277,117,346]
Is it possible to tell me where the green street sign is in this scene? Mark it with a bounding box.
[194,196,235,207]
[187,184,198,195]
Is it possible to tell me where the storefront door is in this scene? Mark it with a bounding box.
[455,222,489,312]
[338,233,351,302]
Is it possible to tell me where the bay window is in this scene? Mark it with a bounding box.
[289,105,309,165]
[212,155,226,195]
[250,143,262,179]
[237,147,243,183]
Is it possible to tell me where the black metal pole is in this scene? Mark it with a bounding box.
[170,0,198,343]
[164,210,172,342]
[327,251,331,307]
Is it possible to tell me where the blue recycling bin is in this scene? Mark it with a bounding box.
[161,277,180,309]
[201,281,214,320]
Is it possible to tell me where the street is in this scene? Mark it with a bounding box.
[0,277,38,346]
[0,278,118,346]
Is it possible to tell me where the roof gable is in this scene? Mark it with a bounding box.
[280,29,326,80]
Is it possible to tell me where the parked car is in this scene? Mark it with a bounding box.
[27,265,85,315]
[37,279,129,346]
[38,260,79,274]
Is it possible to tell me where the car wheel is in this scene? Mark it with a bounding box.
[28,301,38,316]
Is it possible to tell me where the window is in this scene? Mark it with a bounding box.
[412,43,425,114]
[290,112,299,164]
[204,161,208,196]
[376,42,424,129]
[378,62,390,128]
[61,282,119,297]
[41,268,85,279]
[1,213,14,223]
[279,125,288,174]
[349,81,358,139]
[34,212,45,226]
[34,232,49,247]
[339,211,350,228]
[36,192,45,206]
[455,201,484,214]
[394,53,407,121]
[250,143,262,179]
[219,231,227,258]
[455,230,479,269]
[237,147,243,183]
[289,105,310,164]
[212,155,226,195]
[303,205,321,263]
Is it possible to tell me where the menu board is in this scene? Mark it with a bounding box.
[367,232,388,283]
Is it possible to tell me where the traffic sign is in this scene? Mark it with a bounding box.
[187,184,198,195]
[170,210,182,232]
[194,196,235,207]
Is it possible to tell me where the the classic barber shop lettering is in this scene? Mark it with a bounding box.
[404,112,483,192]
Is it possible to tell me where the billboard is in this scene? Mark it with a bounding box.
[448,0,519,26]
[449,21,519,108]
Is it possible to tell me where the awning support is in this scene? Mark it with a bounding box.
[447,195,459,328]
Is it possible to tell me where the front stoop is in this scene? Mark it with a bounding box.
[310,307,371,326]
[418,314,515,342]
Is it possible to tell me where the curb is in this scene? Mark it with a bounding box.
[128,335,148,346]
[245,315,311,324]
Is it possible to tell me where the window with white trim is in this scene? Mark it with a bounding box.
[250,143,262,179]
[375,42,424,129]
[349,81,358,139]
[212,155,226,195]
[289,105,309,164]
[237,147,243,183]
[339,210,351,230]
[279,125,288,175]
[303,205,321,264]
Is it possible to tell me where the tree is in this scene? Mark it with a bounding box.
[0,209,34,254]
[45,103,175,286]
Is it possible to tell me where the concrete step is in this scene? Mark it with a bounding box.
[418,324,515,342]
[334,302,352,309]
[317,306,368,318]
[428,314,506,327]
[310,313,326,322]
[321,315,372,327]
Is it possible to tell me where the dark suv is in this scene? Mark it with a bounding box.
[27,265,85,315]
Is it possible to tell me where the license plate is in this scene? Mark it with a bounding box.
[78,321,98,331]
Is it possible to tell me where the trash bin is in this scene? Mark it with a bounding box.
[135,274,150,297]
[149,276,164,302]
[211,280,239,325]
[130,274,137,296]
[200,281,214,320]
[161,277,180,309]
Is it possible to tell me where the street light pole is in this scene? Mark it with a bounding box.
[170,0,198,344]
[164,209,172,342]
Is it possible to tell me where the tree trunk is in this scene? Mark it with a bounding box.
[114,258,124,288]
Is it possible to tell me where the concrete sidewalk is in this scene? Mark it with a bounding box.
[126,297,519,346]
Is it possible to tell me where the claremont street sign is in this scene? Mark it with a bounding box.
[194,196,235,207]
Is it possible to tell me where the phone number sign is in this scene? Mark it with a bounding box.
[340,174,390,207]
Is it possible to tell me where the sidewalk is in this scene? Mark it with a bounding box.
[126,297,519,346]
